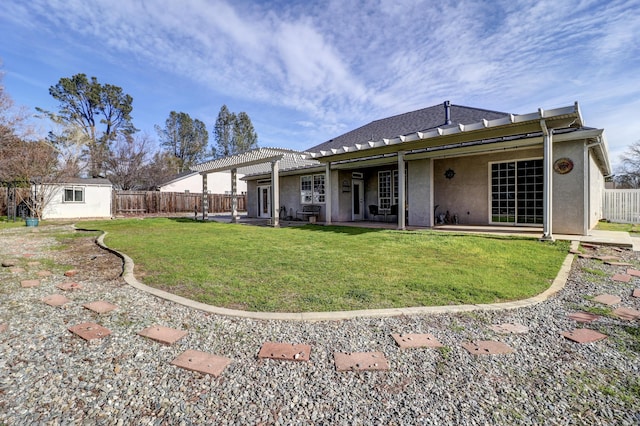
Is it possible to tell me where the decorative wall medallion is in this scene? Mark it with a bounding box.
[444,168,456,179]
[554,158,574,174]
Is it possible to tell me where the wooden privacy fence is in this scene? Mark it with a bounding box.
[603,189,640,223]
[113,191,246,215]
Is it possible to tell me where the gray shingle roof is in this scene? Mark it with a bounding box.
[306,102,510,153]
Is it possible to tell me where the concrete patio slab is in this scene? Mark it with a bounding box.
[258,342,312,361]
[593,294,622,305]
[170,349,232,377]
[561,328,607,343]
[567,312,600,323]
[20,279,40,288]
[68,322,112,340]
[42,294,70,307]
[138,325,188,345]
[83,301,118,314]
[334,352,389,371]
[391,333,443,348]
[56,282,83,291]
[488,323,530,334]
[462,341,514,355]
[612,307,640,321]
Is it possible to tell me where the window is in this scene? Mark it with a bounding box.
[377,170,400,209]
[300,174,325,204]
[490,159,543,224]
[64,187,84,203]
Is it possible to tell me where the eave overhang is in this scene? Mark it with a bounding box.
[308,104,582,163]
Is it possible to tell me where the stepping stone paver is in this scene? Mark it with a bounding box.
[581,243,598,249]
[37,270,52,277]
[27,261,40,266]
[633,289,640,298]
[9,267,25,274]
[68,322,112,340]
[561,328,607,343]
[612,307,640,321]
[83,301,118,314]
[578,254,594,259]
[597,256,619,261]
[462,341,514,355]
[138,325,188,345]
[593,294,622,305]
[20,279,40,288]
[171,349,232,377]
[391,333,444,348]
[0,324,7,333]
[42,294,70,307]
[627,269,640,277]
[64,269,78,277]
[611,274,632,283]
[605,261,633,267]
[334,352,389,371]
[258,342,312,361]
[567,312,600,323]
[57,282,83,291]
[488,323,529,334]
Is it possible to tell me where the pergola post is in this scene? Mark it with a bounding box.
[397,151,406,230]
[230,168,238,223]
[271,160,280,227]
[201,173,208,221]
[325,162,332,224]
[541,119,554,241]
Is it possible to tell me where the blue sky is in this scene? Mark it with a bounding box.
[1,0,638,168]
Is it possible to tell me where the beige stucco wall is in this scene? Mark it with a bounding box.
[432,148,543,225]
[552,141,585,235]
[407,159,432,227]
[589,150,606,230]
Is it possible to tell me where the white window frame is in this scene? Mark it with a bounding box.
[300,174,325,204]
[377,170,399,210]
[63,186,84,203]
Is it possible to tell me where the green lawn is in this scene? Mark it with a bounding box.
[595,221,640,234]
[82,218,569,312]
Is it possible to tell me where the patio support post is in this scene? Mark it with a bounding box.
[201,173,208,221]
[230,168,238,223]
[541,119,554,241]
[397,151,406,230]
[325,162,332,224]
[271,160,280,227]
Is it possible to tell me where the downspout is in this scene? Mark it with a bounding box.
[540,119,553,241]
[583,141,589,236]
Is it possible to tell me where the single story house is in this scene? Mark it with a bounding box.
[40,177,113,219]
[191,101,611,238]
[159,170,247,195]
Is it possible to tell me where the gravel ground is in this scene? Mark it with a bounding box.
[1,224,639,425]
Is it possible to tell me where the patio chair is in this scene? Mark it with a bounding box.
[368,205,384,221]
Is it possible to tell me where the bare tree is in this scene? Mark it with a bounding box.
[104,133,152,190]
[614,141,640,188]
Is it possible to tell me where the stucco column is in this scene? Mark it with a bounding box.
[325,162,332,224]
[201,173,208,221]
[397,151,406,230]
[271,160,280,227]
[541,119,554,241]
[230,168,238,223]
